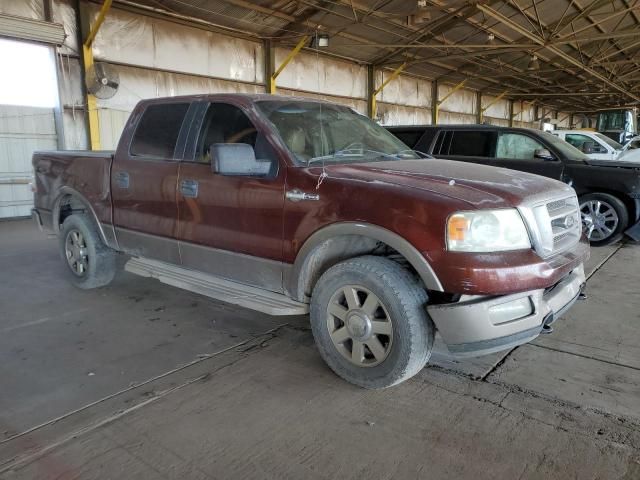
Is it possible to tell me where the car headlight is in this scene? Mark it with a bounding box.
[447,209,531,252]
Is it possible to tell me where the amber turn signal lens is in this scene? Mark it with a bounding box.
[448,215,469,241]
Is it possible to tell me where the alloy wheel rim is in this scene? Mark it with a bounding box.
[580,200,619,241]
[326,285,393,367]
[65,229,89,277]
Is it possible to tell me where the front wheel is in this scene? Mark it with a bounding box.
[579,193,629,246]
[310,256,434,389]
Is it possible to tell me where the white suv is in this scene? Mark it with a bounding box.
[553,130,622,161]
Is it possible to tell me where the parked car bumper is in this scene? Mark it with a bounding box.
[427,263,586,357]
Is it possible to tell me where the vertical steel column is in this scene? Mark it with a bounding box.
[369,63,406,120]
[77,0,112,150]
[269,36,309,94]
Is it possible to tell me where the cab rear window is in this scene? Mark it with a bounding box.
[130,103,190,159]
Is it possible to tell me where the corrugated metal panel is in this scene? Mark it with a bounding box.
[0,105,57,218]
[277,88,367,114]
[378,103,431,126]
[274,49,366,99]
[438,111,477,125]
[438,84,477,115]
[0,0,43,20]
[378,73,431,109]
[91,5,263,84]
[0,13,65,45]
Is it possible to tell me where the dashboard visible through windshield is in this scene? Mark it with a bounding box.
[256,100,419,165]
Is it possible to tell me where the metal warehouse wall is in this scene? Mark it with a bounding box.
[0,0,574,150]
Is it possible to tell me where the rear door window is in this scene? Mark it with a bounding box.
[448,131,495,157]
[391,130,424,148]
[415,129,437,153]
[130,103,190,159]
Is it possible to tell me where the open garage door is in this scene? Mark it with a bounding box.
[0,105,57,218]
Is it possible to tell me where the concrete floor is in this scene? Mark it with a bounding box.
[1,219,639,479]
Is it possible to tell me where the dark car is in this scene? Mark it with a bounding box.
[387,124,640,246]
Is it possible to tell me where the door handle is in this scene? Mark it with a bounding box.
[180,179,198,198]
[285,189,320,202]
[114,171,129,189]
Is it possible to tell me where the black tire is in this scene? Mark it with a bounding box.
[310,255,434,389]
[59,214,116,289]
[579,193,629,246]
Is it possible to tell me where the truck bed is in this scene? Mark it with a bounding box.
[32,150,115,230]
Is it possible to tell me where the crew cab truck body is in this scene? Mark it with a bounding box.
[33,95,588,388]
[387,124,640,246]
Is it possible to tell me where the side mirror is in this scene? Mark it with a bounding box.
[581,141,596,154]
[534,148,555,161]
[211,143,272,176]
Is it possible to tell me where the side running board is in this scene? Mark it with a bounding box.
[125,257,309,316]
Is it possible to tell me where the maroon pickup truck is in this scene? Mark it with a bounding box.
[32,94,589,388]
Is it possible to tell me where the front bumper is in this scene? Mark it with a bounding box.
[427,264,586,357]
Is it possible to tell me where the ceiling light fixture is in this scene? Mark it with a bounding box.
[487,33,495,45]
[527,55,540,71]
[314,33,330,48]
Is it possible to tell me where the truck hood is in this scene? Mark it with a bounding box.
[321,158,572,208]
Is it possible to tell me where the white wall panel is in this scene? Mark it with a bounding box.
[275,49,366,99]
[91,6,263,84]
[0,105,56,218]
[377,72,431,108]
[62,109,87,150]
[0,0,43,20]
[278,88,366,114]
[557,112,571,128]
[482,95,509,120]
[486,117,510,127]
[57,55,83,107]
[52,0,77,55]
[438,111,476,124]
[438,84,476,115]
[378,103,430,126]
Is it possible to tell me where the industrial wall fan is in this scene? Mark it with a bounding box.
[85,62,120,99]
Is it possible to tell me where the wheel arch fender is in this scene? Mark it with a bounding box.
[286,222,443,302]
[52,187,110,246]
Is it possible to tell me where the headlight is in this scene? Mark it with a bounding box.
[447,209,531,252]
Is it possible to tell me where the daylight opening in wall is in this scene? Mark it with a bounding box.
[0,38,58,108]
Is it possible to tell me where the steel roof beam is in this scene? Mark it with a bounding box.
[477,4,640,103]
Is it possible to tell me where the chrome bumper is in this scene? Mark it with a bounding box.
[427,264,586,357]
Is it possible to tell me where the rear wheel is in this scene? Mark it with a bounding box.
[59,214,116,289]
[579,193,628,246]
[310,256,434,389]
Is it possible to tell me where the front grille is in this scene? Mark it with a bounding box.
[546,196,581,254]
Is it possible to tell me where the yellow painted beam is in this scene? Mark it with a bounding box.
[83,0,113,150]
[270,36,309,94]
[479,89,508,123]
[434,79,467,125]
[370,63,406,119]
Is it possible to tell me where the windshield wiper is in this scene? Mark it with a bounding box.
[307,148,406,165]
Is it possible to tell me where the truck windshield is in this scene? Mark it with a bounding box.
[541,131,590,162]
[596,110,629,132]
[256,100,419,165]
[595,133,622,150]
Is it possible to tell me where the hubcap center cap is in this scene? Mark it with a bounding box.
[346,311,371,340]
